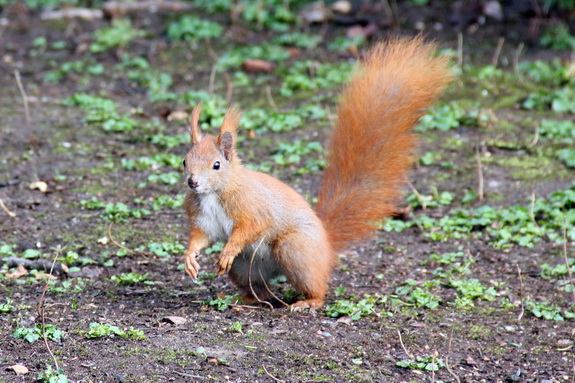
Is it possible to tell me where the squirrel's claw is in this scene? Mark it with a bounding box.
[184,252,200,280]
[217,252,235,275]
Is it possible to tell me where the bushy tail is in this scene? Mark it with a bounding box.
[316,36,453,252]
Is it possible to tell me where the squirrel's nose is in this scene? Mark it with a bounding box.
[187,177,199,189]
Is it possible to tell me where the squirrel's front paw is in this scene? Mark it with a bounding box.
[184,252,200,280]
[217,250,237,275]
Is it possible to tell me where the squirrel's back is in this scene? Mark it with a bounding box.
[316,36,453,252]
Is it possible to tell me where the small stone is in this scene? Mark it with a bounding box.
[331,0,351,13]
[482,0,503,20]
[161,316,187,325]
[300,2,329,23]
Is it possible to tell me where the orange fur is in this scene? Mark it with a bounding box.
[182,37,453,308]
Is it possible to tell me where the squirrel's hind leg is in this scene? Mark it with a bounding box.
[274,232,335,310]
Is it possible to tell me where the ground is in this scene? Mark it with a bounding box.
[1,1,575,382]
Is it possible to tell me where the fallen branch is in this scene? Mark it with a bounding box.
[103,0,192,18]
[41,8,103,20]
[3,257,65,275]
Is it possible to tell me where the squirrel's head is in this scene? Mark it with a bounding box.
[183,103,241,194]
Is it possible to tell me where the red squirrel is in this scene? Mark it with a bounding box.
[181,37,453,309]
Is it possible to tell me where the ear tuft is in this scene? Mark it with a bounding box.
[189,103,203,145]
[220,105,242,137]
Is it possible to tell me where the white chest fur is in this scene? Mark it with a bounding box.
[196,193,234,242]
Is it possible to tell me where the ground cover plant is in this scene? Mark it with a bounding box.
[1,0,575,381]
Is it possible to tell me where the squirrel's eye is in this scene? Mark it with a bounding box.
[213,161,220,170]
[182,159,186,167]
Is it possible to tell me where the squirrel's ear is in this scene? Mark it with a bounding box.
[218,105,242,161]
[189,103,203,145]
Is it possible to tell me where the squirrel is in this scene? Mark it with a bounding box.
[181,36,453,309]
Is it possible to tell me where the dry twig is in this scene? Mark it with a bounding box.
[528,123,540,147]
[262,365,285,383]
[208,63,217,96]
[562,218,575,302]
[223,71,233,103]
[476,144,484,201]
[517,264,524,322]
[37,251,62,371]
[571,354,575,383]
[108,223,137,256]
[457,32,463,67]
[14,70,31,128]
[260,270,289,308]
[431,351,436,383]
[407,180,427,210]
[0,198,16,218]
[102,0,192,18]
[491,37,505,67]
[265,85,278,111]
[205,39,232,101]
[174,371,205,380]
[248,237,274,309]
[397,330,413,358]
[529,192,537,224]
[513,43,524,74]
[445,323,461,383]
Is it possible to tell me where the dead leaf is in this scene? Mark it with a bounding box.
[207,357,228,366]
[35,272,58,280]
[465,355,478,366]
[29,180,48,193]
[242,59,276,74]
[168,110,188,121]
[287,47,300,58]
[8,364,29,375]
[161,316,187,325]
[7,264,27,279]
[336,316,352,325]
